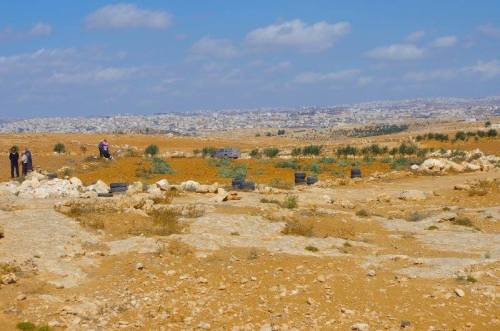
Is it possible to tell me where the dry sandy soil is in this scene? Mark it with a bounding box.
[0,126,499,331]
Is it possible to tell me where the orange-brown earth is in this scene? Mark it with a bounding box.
[0,124,499,330]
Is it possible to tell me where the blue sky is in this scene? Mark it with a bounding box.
[0,0,499,118]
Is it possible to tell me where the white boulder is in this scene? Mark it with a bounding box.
[181,180,200,192]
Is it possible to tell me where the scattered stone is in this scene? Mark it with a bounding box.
[1,273,17,285]
[16,294,27,301]
[351,322,369,331]
[316,275,326,283]
[155,179,170,191]
[180,180,201,192]
[454,288,465,297]
[400,320,411,328]
[367,270,376,277]
[398,190,426,201]
[135,262,144,270]
[197,321,211,329]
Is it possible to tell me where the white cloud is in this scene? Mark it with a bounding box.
[478,24,500,38]
[366,44,425,60]
[0,22,52,40]
[357,76,373,86]
[246,19,350,52]
[294,69,360,84]
[466,60,500,78]
[430,35,457,48]
[190,37,238,59]
[49,67,139,84]
[265,61,292,73]
[85,4,171,30]
[0,48,76,73]
[29,22,52,36]
[404,69,458,82]
[406,30,425,43]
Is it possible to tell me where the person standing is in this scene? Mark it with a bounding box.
[21,152,28,176]
[24,147,33,173]
[9,147,19,178]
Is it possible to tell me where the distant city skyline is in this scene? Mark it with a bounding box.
[0,0,499,119]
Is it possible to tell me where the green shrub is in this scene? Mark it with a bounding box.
[201,146,217,157]
[307,162,321,174]
[249,149,261,158]
[277,129,286,135]
[214,159,247,179]
[281,194,298,209]
[302,145,322,155]
[337,160,350,167]
[455,131,466,141]
[151,158,175,174]
[305,245,319,252]
[144,144,159,156]
[319,157,335,164]
[275,159,299,169]
[291,147,302,156]
[53,143,66,154]
[16,322,36,331]
[486,129,497,137]
[263,147,280,158]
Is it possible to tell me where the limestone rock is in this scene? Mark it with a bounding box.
[351,322,369,331]
[180,180,200,192]
[87,180,109,195]
[454,288,465,297]
[1,273,17,285]
[155,179,170,191]
[398,190,426,201]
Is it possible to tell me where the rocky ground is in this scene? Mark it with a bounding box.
[0,162,499,330]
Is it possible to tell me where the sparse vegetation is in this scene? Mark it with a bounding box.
[263,147,280,158]
[249,148,261,158]
[53,143,66,154]
[268,178,293,190]
[305,245,319,252]
[260,197,280,205]
[356,209,370,217]
[349,124,409,137]
[202,146,217,157]
[281,194,298,209]
[407,211,427,222]
[212,158,247,179]
[302,145,322,156]
[451,216,473,227]
[275,159,299,169]
[151,157,175,174]
[144,144,159,157]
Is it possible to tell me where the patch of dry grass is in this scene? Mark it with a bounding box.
[167,239,193,256]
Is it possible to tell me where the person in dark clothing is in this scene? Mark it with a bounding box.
[9,147,19,178]
[21,147,33,176]
[98,139,112,159]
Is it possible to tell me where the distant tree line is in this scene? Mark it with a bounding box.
[416,129,497,142]
[349,124,409,138]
